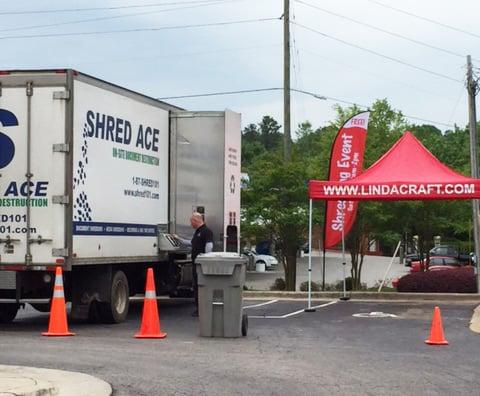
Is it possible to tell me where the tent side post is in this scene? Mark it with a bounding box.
[305,199,316,312]
[340,203,350,301]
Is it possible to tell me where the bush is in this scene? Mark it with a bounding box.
[397,267,477,293]
[270,278,286,291]
[300,281,320,292]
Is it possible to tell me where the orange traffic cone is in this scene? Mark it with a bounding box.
[42,267,75,337]
[425,306,448,345]
[135,268,167,339]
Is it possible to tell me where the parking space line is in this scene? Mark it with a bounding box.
[243,300,279,309]
[249,300,338,319]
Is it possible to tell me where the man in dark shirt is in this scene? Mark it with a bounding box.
[189,212,213,316]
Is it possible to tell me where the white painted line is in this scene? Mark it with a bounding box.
[243,300,279,309]
[249,300,338,319]
[353,311,398,318]
[282,300,338,318]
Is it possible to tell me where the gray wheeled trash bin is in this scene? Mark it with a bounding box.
[196,252,248,337]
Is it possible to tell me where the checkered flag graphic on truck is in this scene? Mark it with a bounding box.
[73,124,93,221]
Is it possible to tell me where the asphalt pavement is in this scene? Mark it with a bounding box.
[0,298,478,395]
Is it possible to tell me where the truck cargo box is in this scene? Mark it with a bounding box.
[0,70,178,267]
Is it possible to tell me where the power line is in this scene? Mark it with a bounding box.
[0,0,242,33]
[366,0,480,40]
[292,21,463,84]
[0,0,232,15]
[298,47,457,102]
[448,84,467,125]
[158,87,283,99]
[295,0,478,62]
[290,2,307,128]
[157,87,456,128]
[159,87,328,100]
[0,17,280,40]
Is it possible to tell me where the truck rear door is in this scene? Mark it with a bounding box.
[0,81,67,266]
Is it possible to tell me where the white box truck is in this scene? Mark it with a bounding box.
[0,69,241,323]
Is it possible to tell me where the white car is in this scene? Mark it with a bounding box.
[243,249,279,269]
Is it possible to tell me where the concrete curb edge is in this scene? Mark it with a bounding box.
[244,290,480,302]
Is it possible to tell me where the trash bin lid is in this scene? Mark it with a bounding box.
[197,252,244,260]
[196,252,246,275]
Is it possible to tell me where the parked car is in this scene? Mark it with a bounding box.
[243,249,279,270]
[394,258,475,289]
[405,252,421,267]
[301,243,309,254]
[429,245,459,258]
[429,245,474,264]
[410,256,471,273]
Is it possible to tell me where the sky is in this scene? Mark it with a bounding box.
[1,0,480,135]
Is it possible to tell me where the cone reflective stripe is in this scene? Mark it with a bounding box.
[145,290,156,299]
[52,276,65,298]
[134,268,167,339]
[425,306,448,345]
[42,266,75,337]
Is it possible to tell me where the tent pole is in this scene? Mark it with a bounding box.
[340,203,350,301]
[322,247,326,291]
[305,199,316,312]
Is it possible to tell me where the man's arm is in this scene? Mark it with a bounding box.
[173,234,191,246]
[205,228,214,253]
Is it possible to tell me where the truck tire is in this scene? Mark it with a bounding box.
[31,303,50,313]
[98,270,129,324]
[0,304,19,323]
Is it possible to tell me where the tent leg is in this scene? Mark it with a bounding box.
[305,199,316,312]
[340,203,350,301]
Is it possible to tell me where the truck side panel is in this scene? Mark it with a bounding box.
[223,110,241,252]
[170,111,241,253]
[0,86,66,265]
[71,80,169,259]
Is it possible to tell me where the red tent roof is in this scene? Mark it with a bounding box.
[309,131,480,200]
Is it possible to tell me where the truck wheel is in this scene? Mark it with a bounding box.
[98,270,129,324]
[0,304,19,323]
[31,303,50,313]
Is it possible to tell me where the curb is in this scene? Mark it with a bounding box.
[244,290,480,302]
[470,305,480,333]
[0,365,112,396]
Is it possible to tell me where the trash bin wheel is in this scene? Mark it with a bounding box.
[242,312,248,336]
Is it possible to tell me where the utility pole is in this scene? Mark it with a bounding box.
[466,55,480,293]
[283,0,291,162]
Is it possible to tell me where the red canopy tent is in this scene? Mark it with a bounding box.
[309,131,480,201]
[304,131,480,307]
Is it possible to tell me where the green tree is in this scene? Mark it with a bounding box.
[258,116,282,151]
[242,152,308,290]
